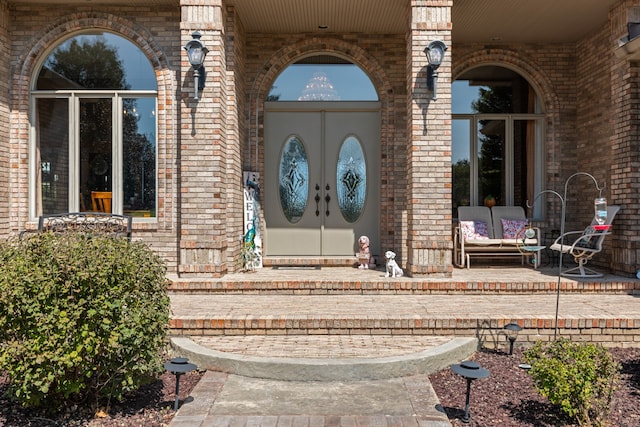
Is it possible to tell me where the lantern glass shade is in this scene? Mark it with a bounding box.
[186,44,205,67]
[425,41,446,67]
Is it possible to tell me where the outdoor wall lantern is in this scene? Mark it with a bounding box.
[164,357,198,410]
[184,31,208,100]
[504,322,522,355]
[451,360,490,424]
[424,40,447,100]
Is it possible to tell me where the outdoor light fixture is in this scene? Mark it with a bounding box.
[451,360,490,424]
[184,31,208,100]
[164,357,197,410]
[424,40,447,100]
[504,322,522,355]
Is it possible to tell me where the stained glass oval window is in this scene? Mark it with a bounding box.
[337,136,366,223]
[279,136,309,223]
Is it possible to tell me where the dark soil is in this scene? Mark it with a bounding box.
[0,368,203,427]
[429,347,640,427]
[1,348,638,426]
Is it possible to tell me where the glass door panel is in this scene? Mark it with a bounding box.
[122,97,156,218]
[80,98,112,212]
[452,118,471,216]
[477,119,505,206]
[37,98,70,215]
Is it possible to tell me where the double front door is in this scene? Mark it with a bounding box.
[264,102,380,256]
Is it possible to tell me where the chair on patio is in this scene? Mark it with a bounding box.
[549,205,620,278]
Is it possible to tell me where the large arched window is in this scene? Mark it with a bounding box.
[452,66,545,218]
[31,31,157,219]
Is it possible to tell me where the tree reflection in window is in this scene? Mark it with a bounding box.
[34,33,157,216]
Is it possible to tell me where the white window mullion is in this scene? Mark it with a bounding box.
[112,95,122,214]
[505,117,514,206]
[70,94,80,212]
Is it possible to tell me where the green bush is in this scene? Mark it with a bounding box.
[524,338,620,427]
[0,232,170,411]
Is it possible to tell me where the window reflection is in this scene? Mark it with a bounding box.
[452,66,543,217]
[33,31,157,218]
[123,98,156,217]
[269,57,377,101]
[36,33,157,91]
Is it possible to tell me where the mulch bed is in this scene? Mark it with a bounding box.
[0,369,203,427]
[1,347,638,426]
[429,347,640,426]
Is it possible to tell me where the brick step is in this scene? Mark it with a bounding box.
[168,274,640,295]
[168,294,640,348]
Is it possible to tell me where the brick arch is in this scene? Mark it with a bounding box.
[247,36,398,252]
[13,12,170,103]
[10,12,174,227]
[251,37,393,104]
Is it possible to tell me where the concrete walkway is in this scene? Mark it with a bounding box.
[170,371,451,427]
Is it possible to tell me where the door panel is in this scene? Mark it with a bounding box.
[265,103,380,257]
[265,112,322,255]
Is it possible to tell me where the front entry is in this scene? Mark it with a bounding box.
[264,102,381,257]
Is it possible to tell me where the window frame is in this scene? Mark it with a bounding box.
[452,112,546,219]
[29,89,158,220]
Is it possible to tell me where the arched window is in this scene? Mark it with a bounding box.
[31,31,158,219]
[452,66,545,218]
[268,55,378,101]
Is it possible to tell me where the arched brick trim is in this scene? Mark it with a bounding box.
[10,12,175,229]
[247,37,397,251]
[453,48,562,223]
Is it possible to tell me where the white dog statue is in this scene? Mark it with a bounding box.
[384,251,403,278]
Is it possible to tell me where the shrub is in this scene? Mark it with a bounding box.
[0,232,170,411]
[524,338,620,427]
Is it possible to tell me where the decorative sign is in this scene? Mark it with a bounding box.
[243,171,262,269]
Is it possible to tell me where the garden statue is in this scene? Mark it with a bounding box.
[356,235,375,269]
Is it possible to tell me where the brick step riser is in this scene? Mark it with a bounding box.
[169,317,640,347]
[168,281,640,295]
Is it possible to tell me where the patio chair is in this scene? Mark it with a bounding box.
[549,205,620,278]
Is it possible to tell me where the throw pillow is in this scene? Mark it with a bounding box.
[501,218,528,239]
[460,220,489,240]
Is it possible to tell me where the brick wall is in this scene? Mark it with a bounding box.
[242,33,408,261]
[8,6,183,269]
[0,1,9,238]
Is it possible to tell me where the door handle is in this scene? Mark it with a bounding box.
[325,184,331,216]
[315,184,320,217]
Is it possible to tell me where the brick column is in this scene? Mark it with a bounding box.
[405,0,453,277]
[0,1,9,238]
[178,0,232,276]
[609,5,640,276]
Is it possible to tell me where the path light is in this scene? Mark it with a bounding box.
[164,357,197,410]
[451,360,490,424]
[504,322,522,355]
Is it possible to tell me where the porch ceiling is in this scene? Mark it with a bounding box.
[226,0,619,44]
[10,0,620,44]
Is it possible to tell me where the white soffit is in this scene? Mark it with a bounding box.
[10,0,620,45]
